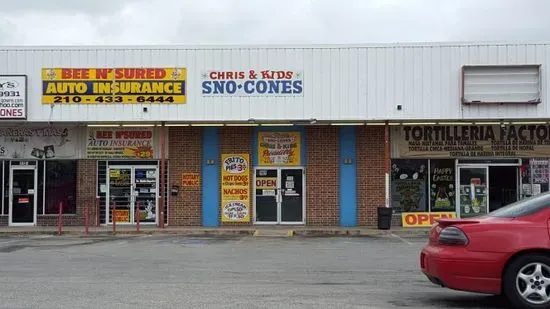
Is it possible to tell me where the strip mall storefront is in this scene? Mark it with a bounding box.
[391,124,550,227]
[87,126,168,227]
[1,58,391,228]
[0,126,83,226]
[0,124,170,227]
[169,126,312,227]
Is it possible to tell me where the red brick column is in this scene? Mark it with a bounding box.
[306,126,339,226]
[76,159,97,226]
[357,126,385,226]
[168,127,202,226]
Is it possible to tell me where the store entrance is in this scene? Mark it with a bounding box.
[106,165,159,225]
[9,162,38,226]
[488,166,518,212]
[456,160,521,218]
[254,167,305,224]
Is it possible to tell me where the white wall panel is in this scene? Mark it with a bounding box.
[2,43,550,123]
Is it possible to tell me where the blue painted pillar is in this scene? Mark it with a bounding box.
[202,127,220,227]
[339,126,357,227]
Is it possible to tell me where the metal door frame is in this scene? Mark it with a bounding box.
[9,164,38,226]
[279,166,306,225]
[253,166,306,225]
[455,159,523,218]
[455,164,489,219]
[106,165,159,225]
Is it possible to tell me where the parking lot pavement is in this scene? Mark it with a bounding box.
[0,235,511,309]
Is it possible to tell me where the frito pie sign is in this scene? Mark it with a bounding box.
[220,154,250,223]
[401,212,457,227]
[223,155,248,174]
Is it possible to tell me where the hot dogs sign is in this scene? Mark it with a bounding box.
[220,154,250,223]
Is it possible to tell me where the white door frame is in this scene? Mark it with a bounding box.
[106,165,159,225]
[9,164,38,226]
[253,166,306,225]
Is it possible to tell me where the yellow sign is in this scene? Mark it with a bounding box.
[113,209,130,222]
[182,173,200,187]
[87,128,154,159]
[401,212,456,227]
[258,132,301,166]
[41,67,187,104]
[109,169,120,178]
[221,154,250,223]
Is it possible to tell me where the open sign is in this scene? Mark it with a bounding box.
[401,212,456,227]
[256,177,277,189]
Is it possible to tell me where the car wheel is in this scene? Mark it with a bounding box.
[504,254,550,309]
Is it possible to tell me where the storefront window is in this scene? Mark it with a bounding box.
[429,159,455,212]
[390,159,428,213]
[521,158,550,198]
[45,160,77,214]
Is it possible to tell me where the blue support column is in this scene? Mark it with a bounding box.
[202,127,220,227]
[339,126,357,227]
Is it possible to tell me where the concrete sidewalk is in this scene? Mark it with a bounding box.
[0,225,431,238]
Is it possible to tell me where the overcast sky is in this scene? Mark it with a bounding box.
[0,0,548,46]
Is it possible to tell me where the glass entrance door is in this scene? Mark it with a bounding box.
[254,168,278,223]
[9,165,37,226]
[108,167,132,224]
[254,167,305,224]
[107,165,158,224]
[280,168,304,223]
[457,166,489,218]
[133,167,158,223]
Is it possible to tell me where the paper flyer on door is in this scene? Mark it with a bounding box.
[220,153,250,223]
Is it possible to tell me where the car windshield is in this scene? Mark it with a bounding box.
[488,191,550,218]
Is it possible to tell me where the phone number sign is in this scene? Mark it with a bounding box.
[41,68,187,104]
[0,75,27,119]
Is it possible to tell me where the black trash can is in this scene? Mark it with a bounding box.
[377,206,393,230]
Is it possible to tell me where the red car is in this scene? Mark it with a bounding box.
[421,192,550,309]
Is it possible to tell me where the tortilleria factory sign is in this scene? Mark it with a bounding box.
[395,125,550,158]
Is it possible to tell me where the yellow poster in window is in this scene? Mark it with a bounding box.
[220,154,250,223]
[258,132,301,166]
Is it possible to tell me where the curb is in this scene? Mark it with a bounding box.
[0,228,431,238]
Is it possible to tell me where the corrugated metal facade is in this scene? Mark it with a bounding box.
[1,42,550,123]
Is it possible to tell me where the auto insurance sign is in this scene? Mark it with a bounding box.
[201,69,303,96]
[0,75,27,119]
